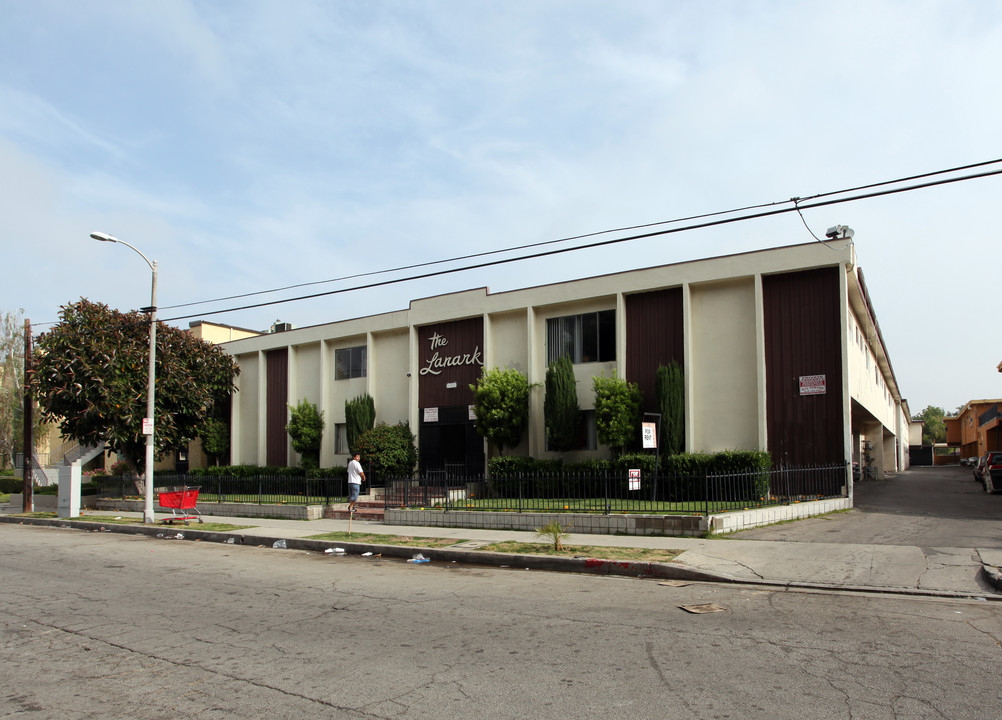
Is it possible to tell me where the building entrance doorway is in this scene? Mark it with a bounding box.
[419,405,484,477]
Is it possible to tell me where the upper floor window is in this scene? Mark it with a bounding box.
[546,310,615,365]
[335,345,366,380]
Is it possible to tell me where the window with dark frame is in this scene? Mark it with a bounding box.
[335,345,366,380]
[334,423,349,454]
[546,310,615,365]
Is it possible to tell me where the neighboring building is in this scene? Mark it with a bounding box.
[944,400,1002,460]
[188,320,262,344]
[168,321,263,471]
[221,242,910,486]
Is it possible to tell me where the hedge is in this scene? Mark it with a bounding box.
[489,451,770,479]
[186,465,348,479]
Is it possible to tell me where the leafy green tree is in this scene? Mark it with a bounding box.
[31,299,239,473]
[286,398,325,469]
[912,405,947,446]
[655,360,684,456]
[544,355,579,452]
[354,422,417,477]
[593,373,642,457]
[200,417,230,467]
[345,393,375,453]
[470,367,532,455]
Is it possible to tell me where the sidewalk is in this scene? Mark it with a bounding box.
[2,504,1000,599]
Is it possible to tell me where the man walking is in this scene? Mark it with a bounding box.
[347,452,365,514]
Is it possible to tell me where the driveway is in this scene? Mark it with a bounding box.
[732,464,1002,548]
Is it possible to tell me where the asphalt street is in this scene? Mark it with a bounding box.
[3,523,1001,720]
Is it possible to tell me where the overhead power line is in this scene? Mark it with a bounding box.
[160,156,1002,313]
[159,160,1002,323]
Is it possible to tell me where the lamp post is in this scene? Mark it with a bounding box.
[91,231,158,524]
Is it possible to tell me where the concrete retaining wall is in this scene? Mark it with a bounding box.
[707,497,852,533]
[86,497,851,535]
[387,498,851,536]
[8,493,96,510]
[386,508,706,536]
[96,498,322,520]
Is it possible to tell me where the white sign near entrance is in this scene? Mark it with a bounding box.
[628,468,641,491]
[799,375,827,396]
[641,422,657,449]
[423,407,439,423]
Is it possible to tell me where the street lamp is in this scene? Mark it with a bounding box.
[91,231,158,524]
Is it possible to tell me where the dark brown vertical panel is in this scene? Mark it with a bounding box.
[417,317,484,408]
[763,267,843,466]
[625,287,684,412]
[266,348,288,466]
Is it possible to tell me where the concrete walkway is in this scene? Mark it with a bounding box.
[3,504,1000,599]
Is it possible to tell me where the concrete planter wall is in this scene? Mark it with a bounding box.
[95,498,322,520]
[7,494,97,510]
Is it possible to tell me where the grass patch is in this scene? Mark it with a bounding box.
[306,531,465,548]
[478,541,680,562]
[307,530,681,562]
[0,493,9,504]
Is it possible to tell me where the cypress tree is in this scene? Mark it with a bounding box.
[345,393,376,453]
[544,355,580,452]
[656,360,685,456]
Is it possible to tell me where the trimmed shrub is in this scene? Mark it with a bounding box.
[286,398,325,469]
[0,476,23,493]
[355,422,417,477]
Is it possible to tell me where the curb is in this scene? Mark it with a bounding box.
[981,563,1002,592]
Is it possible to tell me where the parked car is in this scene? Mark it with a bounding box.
[974,455,988,483]
[983,451,1002,493]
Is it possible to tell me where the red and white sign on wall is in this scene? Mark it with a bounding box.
[799,374,827,396]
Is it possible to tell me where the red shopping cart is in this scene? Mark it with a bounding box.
[158,486,203,524]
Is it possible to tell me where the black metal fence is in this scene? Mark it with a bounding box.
[95,474,350,506]
[93,462,848,515]
[383,463,849,516]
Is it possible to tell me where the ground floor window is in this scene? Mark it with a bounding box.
[545,409,597,452]
[334,423,349,454]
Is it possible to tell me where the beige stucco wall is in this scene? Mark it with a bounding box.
[846,309,897,429]
[188,322,260,343]
[688,278,759,452]
[232,351,260,465]
[371,330,410,426]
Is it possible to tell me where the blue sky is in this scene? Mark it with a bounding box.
[2,0,1001,414]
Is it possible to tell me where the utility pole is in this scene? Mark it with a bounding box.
[22,318,32,512]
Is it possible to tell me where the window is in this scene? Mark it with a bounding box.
[335,345,366,380]
[543,410,597,452]
[546,310,615,364]
[580,410,597,451]
[334,423,349,454]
